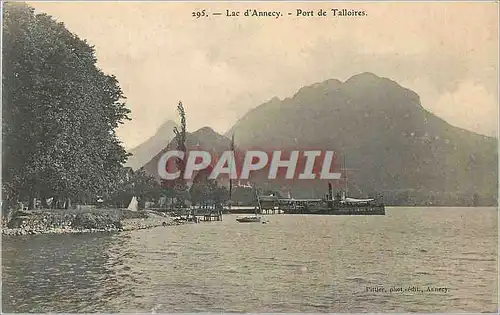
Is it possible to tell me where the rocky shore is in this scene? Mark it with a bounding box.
[2,208,190,236]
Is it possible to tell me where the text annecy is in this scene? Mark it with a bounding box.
[243,9,282,19]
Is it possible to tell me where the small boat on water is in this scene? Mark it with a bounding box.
[228,135,269,224]
[236,181,265,223]
[236,215,262,223]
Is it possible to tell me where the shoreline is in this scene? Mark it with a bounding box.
[1,208,192,236]
[1,219,190,236]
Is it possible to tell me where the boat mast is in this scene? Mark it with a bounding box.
[343,155,348,198]
[229,133,235,211]
[255,186,262,215]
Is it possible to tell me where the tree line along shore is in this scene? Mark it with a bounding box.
[1,208,195,236]
[2,3,229,233]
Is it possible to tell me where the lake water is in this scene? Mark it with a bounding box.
[2,207,497,313]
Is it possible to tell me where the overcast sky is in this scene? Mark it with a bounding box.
[29,2,498,149]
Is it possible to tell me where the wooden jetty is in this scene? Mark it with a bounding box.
[257,195,281,214]
[227,206,260,214]
[154,206,223,222]
[190,207,223,222]
[198,211,223,222]
[228,192,282,215]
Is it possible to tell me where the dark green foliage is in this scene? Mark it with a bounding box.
[171,101,188,205]
[189,168,229,207]
[173,101,187,174]
[141,126,235,205]
[173,102,186,151]
[106,168,162,209]
[2,3,131,207]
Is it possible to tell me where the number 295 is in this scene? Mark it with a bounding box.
[192,10,207,18]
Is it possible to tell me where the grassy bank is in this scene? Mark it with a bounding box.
[2,208,187,236]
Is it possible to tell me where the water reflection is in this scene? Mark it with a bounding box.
[2,232,134,312]
[2,208,498,313]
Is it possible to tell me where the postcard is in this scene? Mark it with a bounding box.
[2,1,498,313]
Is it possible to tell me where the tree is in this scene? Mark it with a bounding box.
[190,167,228,209]
[130,169,161,209]
[170,101,188,206]
[173,101,187,166]
[190,168,212,207]
[213,185,229,208]
[105,167,134,208]
[106,168,162,209]
[2,3,131,208]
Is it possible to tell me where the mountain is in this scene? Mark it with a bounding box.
[141,126,234,183]
[125,120,177,170]
[225,73,498,206]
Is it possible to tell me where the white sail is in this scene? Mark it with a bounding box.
[127,196,138,211]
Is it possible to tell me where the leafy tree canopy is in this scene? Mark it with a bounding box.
[2,3,131,207]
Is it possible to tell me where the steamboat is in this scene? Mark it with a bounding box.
[225,135,384,216]
[228,183,385,216]
[228,156,385,216]
[274,183,385,215]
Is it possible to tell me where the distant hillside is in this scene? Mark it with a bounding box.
[225,73,498,206]
[126,120,177,170]
[141,126,234,183]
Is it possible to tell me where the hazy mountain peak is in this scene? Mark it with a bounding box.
[222,73,497,204]
[193,126,217,135]
[192,126,231,145]
[141,127,234,179]
[156,120,177,134]
[346,72,381,81]
[341,72,423,110]
[345,72,402,88]
[294,78,342,97]
[125,119,178,170]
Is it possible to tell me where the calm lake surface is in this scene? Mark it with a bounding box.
[2,207,497,313]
